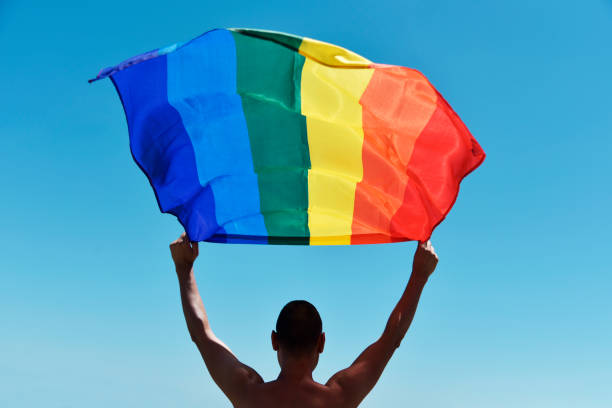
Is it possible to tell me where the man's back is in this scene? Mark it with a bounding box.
[241,379,341,408]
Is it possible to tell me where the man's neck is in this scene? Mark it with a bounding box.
[277,358,316,383]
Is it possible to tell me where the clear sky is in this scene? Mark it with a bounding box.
[1,1,611,407]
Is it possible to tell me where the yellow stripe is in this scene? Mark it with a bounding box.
[299,42,375,245]
[299,37,372,67]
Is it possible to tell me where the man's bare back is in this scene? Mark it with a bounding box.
[170,234,438,407]
[241,379,340,408]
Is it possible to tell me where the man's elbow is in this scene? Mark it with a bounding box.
[190,332,205,344]
[189,325,216,347]
[187,325,207,345]
[380,329,405,351]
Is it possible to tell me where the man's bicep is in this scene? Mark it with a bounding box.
[326,337,397,406]
[195,337,263,403]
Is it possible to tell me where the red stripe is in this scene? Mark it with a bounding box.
[389,92,486,241]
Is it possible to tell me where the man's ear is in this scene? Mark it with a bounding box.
[318,332,325,354]
[271,330,279,351]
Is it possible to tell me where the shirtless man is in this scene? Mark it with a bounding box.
[170,232,438,408]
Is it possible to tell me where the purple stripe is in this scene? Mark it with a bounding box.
[111,54,220,240]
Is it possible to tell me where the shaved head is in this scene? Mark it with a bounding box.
[275,300,322,355]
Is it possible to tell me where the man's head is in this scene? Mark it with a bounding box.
[271,300,325,365]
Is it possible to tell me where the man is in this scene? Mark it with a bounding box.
[170,232,438,408]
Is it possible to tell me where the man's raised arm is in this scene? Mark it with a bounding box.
[326,241,439,407]
[170,233,263,405]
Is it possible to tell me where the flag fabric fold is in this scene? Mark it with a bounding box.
[92,28,485,245]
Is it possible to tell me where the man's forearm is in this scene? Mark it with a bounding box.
[381,271,429,348]
[177,267,212,343]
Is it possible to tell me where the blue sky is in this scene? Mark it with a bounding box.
[1,1,611,407]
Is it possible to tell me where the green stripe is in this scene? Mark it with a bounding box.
[231,31,310,244]
[230,28,303,52]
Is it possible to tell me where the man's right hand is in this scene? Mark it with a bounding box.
[412,240,438,279]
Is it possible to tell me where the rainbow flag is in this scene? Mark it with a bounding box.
[91,28,485,245]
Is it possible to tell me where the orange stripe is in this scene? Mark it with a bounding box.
[351,65,438,244]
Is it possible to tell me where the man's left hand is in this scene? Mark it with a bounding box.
[170,232,199,272]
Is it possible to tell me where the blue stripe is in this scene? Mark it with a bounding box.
[111,55,219,241]
[166,29,268,242]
